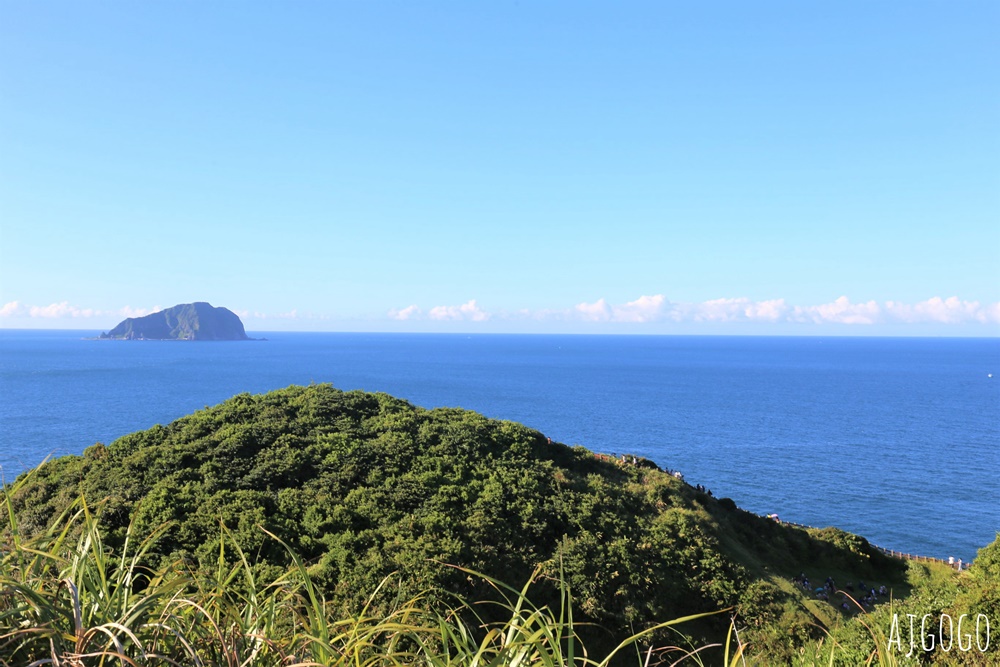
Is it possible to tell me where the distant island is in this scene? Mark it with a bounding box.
[99,302,255,341]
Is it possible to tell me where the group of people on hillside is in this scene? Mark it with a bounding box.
[792,573,889,611]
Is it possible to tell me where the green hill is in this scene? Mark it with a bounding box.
[99,302,251,340]
[7,384,920,660]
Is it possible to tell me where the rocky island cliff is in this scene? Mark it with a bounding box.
[99,302,251,341]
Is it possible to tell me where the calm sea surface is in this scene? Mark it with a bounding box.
[1,330,997,562]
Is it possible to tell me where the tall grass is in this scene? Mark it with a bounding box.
[1,469,736,666]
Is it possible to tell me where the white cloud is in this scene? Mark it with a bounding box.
[791,296,882,325]
[386,301,491,322]
[28,302,100,318]
[388,304,422,320]
[0,301,27,317]
[692,297,790,322]
[744,298,788,322]
[612,294,667,322]
[573,295,788,324]
[574,298,612,322]
[987,302,1000,324]
[428,299,491,321]
[387,294,999,329]
[573,295,668,322]
[568,296,789,324]
[0,301,167,320]
[693,298,748,323]
[885,297,998,324]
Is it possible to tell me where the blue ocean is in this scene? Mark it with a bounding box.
[1,330,997,563]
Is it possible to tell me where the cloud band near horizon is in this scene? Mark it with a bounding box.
[2,296,998,328]
[0,302,165,320]
[388,295,1000,326]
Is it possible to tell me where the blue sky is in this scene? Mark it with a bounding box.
[1,1,997,335]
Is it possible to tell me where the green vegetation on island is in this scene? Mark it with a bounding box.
[99,302,252,340]
[3,384,997,665]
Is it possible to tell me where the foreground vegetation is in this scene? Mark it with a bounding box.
[3,384,996,664]
[2,490,996,666]
[819,540,999,666]
[1,485,734,666]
